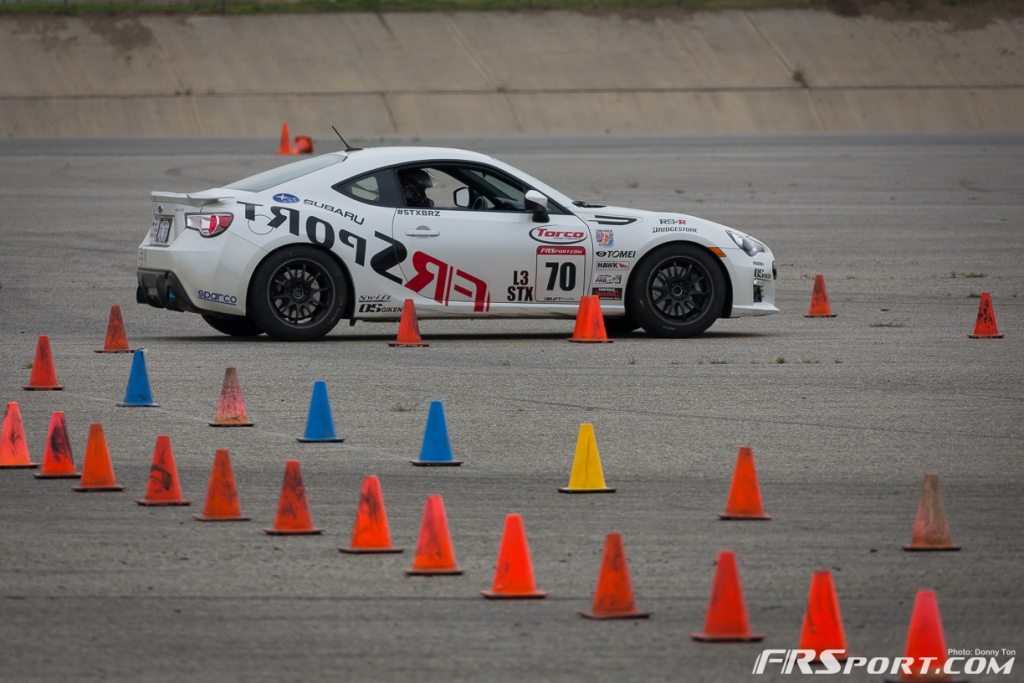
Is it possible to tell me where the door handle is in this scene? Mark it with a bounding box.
[405,226,440,237]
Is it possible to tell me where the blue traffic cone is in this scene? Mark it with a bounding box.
[411,400,462,466]
[118,349,158,407]
[297,380,345,443]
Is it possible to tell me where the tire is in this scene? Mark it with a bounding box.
[628,243,726,338]
[248,246,349,341]
[201,314,263,337]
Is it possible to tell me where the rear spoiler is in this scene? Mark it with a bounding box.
[150,188,240,207]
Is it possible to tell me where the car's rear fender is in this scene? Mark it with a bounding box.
[244,243,356,320]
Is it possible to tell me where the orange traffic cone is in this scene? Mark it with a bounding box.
[73,423,124,492]
[886,589,962,683]
[136,435,190,506]
[339,475,403,554]
[968,292,1003,339]
[263,460,322,535]
[95,304,134,353]
[798,570,848,662]
[193,449,250,522]
[691,550,763,641]
[1,402,37,468]
[210,367,254,427]
[720,446,771,520]
[804,274,837,318]
[35,411,79,478]
[277,122,293,155]
[407,494,462,575]
[389,299,429,347]
[292,135,313,154]
[569,295,613,343]
[579,532,649,619]
[904,473,959,551]
[23,335,64,390]
[482,513,546,599]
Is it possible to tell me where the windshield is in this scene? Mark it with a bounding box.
[226,155,341,192]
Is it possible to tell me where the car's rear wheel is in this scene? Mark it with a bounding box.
[629,243,725,338]
[248,246,348,341]
[201,314,263,337]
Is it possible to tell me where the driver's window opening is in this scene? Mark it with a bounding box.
[397,165,529,212]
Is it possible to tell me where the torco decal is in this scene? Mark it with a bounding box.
[530,226,587,245]
[197,289,238,305]
[588,215,638,226]
[596,250,636,259]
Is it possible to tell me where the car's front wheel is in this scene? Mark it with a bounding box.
[201,314,263,337]
[248,246,348,341]
[629,243,726,338]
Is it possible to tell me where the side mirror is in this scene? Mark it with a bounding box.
[525,189,549,222]
[453,187,470,208]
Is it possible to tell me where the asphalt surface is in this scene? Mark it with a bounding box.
[0,135,1022,683]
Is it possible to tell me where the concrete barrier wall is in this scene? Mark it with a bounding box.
[1,9,1021,137]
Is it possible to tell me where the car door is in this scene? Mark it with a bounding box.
[390,163,592,314]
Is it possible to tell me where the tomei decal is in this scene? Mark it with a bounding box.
[593,287,622,300]
[595,229,614,247]
[405,251,491,312]
[594,273,622,285]
[596,261,631,271]
[507,270,534,302]
[529,226,587,245]
[596,250,636,259]
[303,199,364,225]
[588,215,638,226]
[197,289,238,305]
[272,193,299,203]
[537,246,585,303]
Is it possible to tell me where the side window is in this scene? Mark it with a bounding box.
[395,164,536,212]
[333,170,401,207]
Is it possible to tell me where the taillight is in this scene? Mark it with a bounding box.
[186,213,234,238]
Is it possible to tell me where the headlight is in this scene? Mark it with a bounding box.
[726,230,766,257]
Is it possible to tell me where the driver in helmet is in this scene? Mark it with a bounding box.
[399,168,434,208]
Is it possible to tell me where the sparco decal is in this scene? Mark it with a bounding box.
[303,199,364,225]
[588,215,638,226]
[596,250,636,259]
[529,226,587,245]
[197,289,238,305]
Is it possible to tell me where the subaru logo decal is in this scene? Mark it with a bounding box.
[273,193,299,203]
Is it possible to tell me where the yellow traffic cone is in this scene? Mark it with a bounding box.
[558,423,615,494]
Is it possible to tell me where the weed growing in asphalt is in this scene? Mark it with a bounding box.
[869,322,905,328]
[391,403,412,412]
[968,292,981,298]
[775,356,786,364]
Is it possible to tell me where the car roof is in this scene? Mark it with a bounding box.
[323,146,496,171]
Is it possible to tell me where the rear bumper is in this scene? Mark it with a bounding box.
[136,269,199,313]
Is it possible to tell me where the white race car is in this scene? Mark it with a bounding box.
[136,145,778,340]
